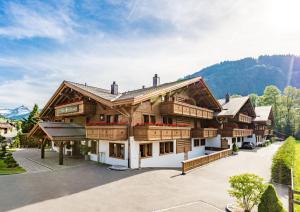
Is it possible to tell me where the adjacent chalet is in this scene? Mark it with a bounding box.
[29,75,225,168]
[253,106,274,145]
[0,122,13,136]
[217,95,256,148]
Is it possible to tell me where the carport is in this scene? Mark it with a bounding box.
[28,122,86,165]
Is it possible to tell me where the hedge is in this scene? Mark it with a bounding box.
[271,137,296,185]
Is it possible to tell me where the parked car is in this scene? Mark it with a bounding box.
[241,142,255,149]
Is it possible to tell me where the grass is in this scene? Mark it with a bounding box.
[294,139,300,212]
[0,160,25,175]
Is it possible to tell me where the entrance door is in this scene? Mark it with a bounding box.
[221,139,229,149]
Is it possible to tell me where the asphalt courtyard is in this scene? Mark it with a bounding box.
[0,143,287,212]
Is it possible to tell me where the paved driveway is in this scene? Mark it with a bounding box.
[0,143,285,212]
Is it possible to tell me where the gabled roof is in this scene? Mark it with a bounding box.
[254,106,273,122]
[217,96,256,117]
[28,122,86,141]
[41,77,222,117]
[0,122,13,129]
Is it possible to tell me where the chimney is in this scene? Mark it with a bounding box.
[153,74,160,87]
[142,85,145,89]
[225,93,230,103]
[111,81,118,95]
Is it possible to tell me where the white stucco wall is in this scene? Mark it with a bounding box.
[205,135,221,148]
[244,134,256,145]
[89,140,129,167]
[188,138,205,159]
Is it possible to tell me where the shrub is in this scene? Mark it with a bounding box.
[258,184,285,212]
[271,137,295,185]
[228,173,266,212]
[232,143,239,152]
[4,154,19,168]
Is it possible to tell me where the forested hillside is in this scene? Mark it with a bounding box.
[187,55,300,98]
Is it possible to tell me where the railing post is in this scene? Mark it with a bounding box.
[181,162,186,175]
[289,186,294,212]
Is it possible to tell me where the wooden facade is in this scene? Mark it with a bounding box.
[191,128,218,138]
[86,125,128,141]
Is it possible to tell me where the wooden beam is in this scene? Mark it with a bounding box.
[59,142,64,165]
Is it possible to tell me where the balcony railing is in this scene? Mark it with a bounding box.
[221,128,253,137]
[255,129,273,136]
[238,113,252,123]
[86,124,128,141]
[160,101,214,119]
[134,124,191,141]
[191,128,218,138]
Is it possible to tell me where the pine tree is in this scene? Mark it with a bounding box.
[22,104,40,133]
[258,184,285,212]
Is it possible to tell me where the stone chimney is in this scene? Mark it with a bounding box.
[225,93,230,103]
[111,81,118,95]
[153,74,160,87]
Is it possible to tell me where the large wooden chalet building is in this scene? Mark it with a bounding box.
[29,75,274,168]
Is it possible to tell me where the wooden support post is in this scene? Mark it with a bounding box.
[59,142,64,165]
[289,186,294,212]
[41,141,45,159]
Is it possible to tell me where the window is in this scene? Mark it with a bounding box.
[194,139,200,147]
[232,138,236,143]
[242,137,244,142]
[200,139,206,146]
[159,141,174,155]
[114,114,119,123]
[237,137,241,142]
[4,128,7,134]
[162,116,172,124]
[143,115,149,123]
[109,143,125,159]
[140,143,152,158]
[106,115,111,123]
[150,115,156,123]
[90,141,97,154]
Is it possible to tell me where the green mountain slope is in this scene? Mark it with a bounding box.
[187,55,300,98]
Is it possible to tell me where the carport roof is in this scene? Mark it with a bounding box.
[29,122,86,141]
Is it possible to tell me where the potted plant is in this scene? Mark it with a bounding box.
[232,142,239,155]
[80,145,90,160]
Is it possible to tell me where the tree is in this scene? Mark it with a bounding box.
[249,93,259,107]
[261,86,281,106]
[22,104,40,133]
[258,184,285,212]
[228,174,266,212]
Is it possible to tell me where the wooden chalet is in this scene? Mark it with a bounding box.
[253,106,274,145]
[217,95,256,148]
[29,75,225,168]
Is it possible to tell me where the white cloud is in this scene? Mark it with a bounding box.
[0,2,74,41]
[1,0,300,108]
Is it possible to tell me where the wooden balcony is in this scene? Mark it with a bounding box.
[191,128,218,138]
[86,125,128,141]
[221,128,253,137]
[255,129,273,136]
[134,125,191,141]
[160,101,214,119]
[55,101,96,117]
[238,113,252,123]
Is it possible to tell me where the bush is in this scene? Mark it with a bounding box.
[228,173,266,212]
[232,143,239,152]
[258,184,285,212]
[4,154,19,168]
[271,137,295,185]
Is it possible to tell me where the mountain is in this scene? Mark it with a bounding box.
[0,105,31,120]
[186,55,300,98]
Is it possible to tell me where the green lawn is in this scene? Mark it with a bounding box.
[0,159,25,175]
[294,139,300,212]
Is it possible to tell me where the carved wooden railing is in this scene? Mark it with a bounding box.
[134,125,191,141]
[220,128,253,137]
[191,128,218,138]
[238,113,252,123]
[160,101,214,119]
[182,148,232,174]
[86,125,128,141]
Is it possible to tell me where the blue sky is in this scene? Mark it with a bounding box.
[1,0,300,108]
